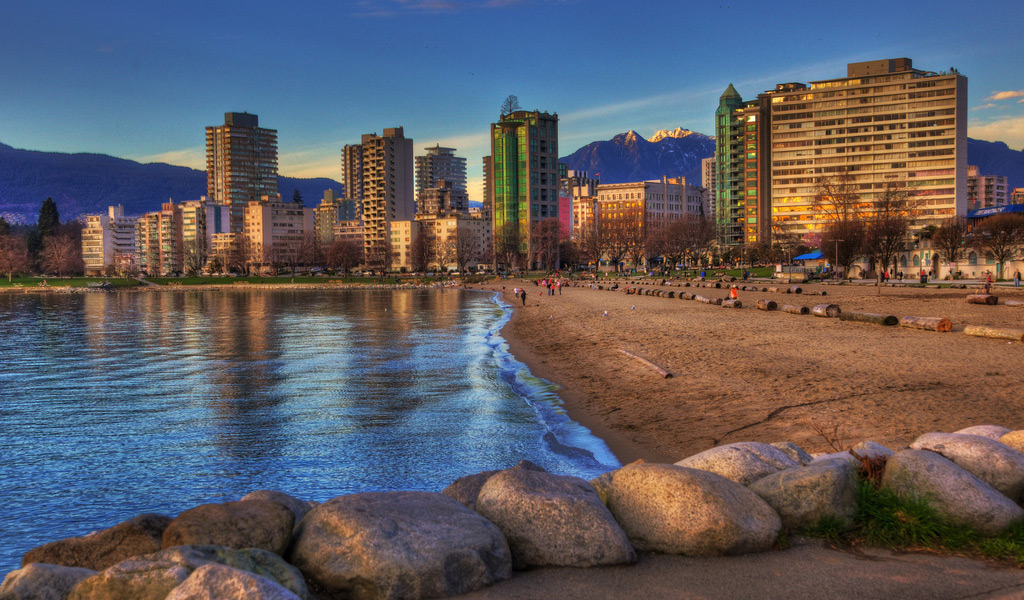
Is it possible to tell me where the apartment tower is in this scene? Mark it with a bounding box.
[348,127,415,260]
[415,145,468,213]
[206,112,279,233]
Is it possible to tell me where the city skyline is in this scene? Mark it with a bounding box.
[2,0,1024,202]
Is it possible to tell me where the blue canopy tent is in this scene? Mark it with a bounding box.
[793,251,823,261]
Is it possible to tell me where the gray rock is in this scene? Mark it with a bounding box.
[851,441,894,460]
[770,442,813,465]
[287,491,511,600]
[748,460,858,530]
[955,425,1011,440]
[161,501,294,556]
[475,468,635,569]
[68,545,307,600]
[910,432,1024,502]
[999,430,1024,453]
[240,491,316,525]
[809,451,859,467]
[22,514,172,571]
[675,442,799,485]
[882,449,1023,535]
[165,564,301,600]
[0,563,96,600]
[598,463,781,556]
[442,461,545,511]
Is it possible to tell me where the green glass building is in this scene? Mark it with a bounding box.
[489,109,558,268]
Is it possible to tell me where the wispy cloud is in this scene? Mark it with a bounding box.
[989,90,1024,101]
[134,147,205,170]
[973,103,997,111]
[970,115,1024,150]
[353,0,527,16]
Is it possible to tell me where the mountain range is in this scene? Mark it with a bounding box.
[0,142,343,223]
[2,132,1024,222]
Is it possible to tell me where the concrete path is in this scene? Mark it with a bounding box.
[456,539,1024,600]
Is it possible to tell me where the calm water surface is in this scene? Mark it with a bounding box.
[0,289,618,573]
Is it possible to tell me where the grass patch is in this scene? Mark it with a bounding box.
[0,276,141,288]
[797,477,1024,564]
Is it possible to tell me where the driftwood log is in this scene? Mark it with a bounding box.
[1005,300,1024,307]
[619,349,672,378]
[781,305,810,315]
[680,292,694,300]
[789,286,803,294]
[840,311,898,326]
[900,316,953,332]
[964,325,1024,342]
[768,287,780,293]
[756,299,778,311]
[967,294,998,305]
[812,304,841,318]
[694,295,722,305]
[722,299,742,308]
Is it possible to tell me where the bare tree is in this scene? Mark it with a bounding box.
[0,235,31,281]
[863,180,912,288]
[183,235,208,276]
[434,238,455,272]
[454,233,477,274]
[40,233,83,277]
[814,172,866,277]
[659,219,687,273]
[623,220,647,272]
[365,239,393,276]
[601,224,631,273]
[411,233,431,273]
[575,224,602,269]
[681,214,716,268]
[530,218,561,271]
[327,239,363,276]
[973,213,1024,279]
[494,221,523,272]
[933,216,970,278]
[298,233,324,271]
[500,95,521,117]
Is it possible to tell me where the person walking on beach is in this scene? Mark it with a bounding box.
[985,271,993,294]
[520,290,527,306]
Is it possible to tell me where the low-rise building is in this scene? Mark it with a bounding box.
[967,165,1009,210]
[82,205,137,275]
[243,196,314,268]
[136,201,183,276]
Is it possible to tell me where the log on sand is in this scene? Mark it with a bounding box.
[756,299,778,311]
[1005,300,1024,307]
[967,294,998,305]
[768,287,780,293]
[964,325,1024,342]
[789,286,803,294]
[694,295,723,305]
[812,304,841,318]
[900,316,952,332]
[840,311,898,326]
[619,349,672,378]
[722,299,742,308]
[781,305,810,315]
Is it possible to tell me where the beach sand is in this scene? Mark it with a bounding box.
[475,278,1024,464]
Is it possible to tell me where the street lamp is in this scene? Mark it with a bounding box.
[834,239,843,280]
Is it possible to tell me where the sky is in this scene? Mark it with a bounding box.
[2,0,1023,202]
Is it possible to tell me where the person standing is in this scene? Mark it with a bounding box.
[1015,269,1021,287]
[520,290,527,306]
[985,271,993,295]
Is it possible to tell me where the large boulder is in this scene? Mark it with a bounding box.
[287,491,511,600]
[809,451,859,467]
[165,563,301,600]
[910,432,1024,501]
[22,513,173,571]
[955,425,1011,440]
[999,430,1024,453]
[0,563,96,600]
[675,442,799,485]
[162,501,294,556]
[770,442,813,465]
[68,545,307,600]
[475,468,635,569]
[882,449,1023,535]
[850,441,893,460]
[240,491,316,525]
[748,460,858,530]
[597,463,781,556]
[441,461,545,511]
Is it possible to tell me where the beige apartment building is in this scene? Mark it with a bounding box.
[242,197,314,268]
[766,58,967,240]
[82,205,136,275]
[416,214,488,272]
[136,201,183,276]
[966,165,1008,211]
[389,220,419,272]
[596,177,707,229]
[206,112,278,233]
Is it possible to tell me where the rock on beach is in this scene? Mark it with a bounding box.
[910,432,1024,502]
[475,468,635,569]
[22,513,172,572]
[675,442,800,486]
[0,563,97,600]
[748,460,858,530]
[164,563,303,600]
[161,500,295,556]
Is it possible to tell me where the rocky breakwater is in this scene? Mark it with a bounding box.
[4,425,1024,600]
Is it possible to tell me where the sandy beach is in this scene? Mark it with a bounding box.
[474,278,1024,465]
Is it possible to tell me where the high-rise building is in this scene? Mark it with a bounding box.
[418,180,469,216]
[716,58,967,245]
[344,127,415,262]
[415,145,467,212]
[136,201,183,276]
[342,144,364,207]
[180,197,229,273]
[488,109,559,268]
[313,189,356,245]
[206,112,279,233]
[966,165,1008,211]
[81,205,137,275]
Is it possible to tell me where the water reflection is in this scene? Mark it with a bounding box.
[0,289,618,574]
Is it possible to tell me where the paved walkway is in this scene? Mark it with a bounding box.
[457,539,1024,600]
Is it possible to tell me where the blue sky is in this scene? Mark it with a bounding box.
[2,0,1023,201]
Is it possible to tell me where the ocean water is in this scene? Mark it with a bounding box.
[0,288,619,574]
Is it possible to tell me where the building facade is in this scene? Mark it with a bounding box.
[346,128,414,265]
[136,201,184,276]
[966,165,1008,210]
[489,110,559,268]
[242,197,314,269]
[415,145,467,212]
[82,205,136,275]
[206,112,279,233]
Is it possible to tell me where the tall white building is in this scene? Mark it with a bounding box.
[348,127,415,260]
[81,205,137,275]
[966,165,1008,211]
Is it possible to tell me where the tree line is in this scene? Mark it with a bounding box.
[0,199,84,282]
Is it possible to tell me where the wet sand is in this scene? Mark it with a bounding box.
[477,279,1024,464]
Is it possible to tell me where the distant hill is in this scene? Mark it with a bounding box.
[561,129,1024,192]
[0,142,343,222]
[560,128,716,186]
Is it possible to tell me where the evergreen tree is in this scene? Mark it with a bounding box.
[37,198,60,239]
[0,216,10,237]
[292,189,303,205]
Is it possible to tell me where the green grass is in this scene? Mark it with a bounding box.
[796,478,1024,564]
[0,276,141,288]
